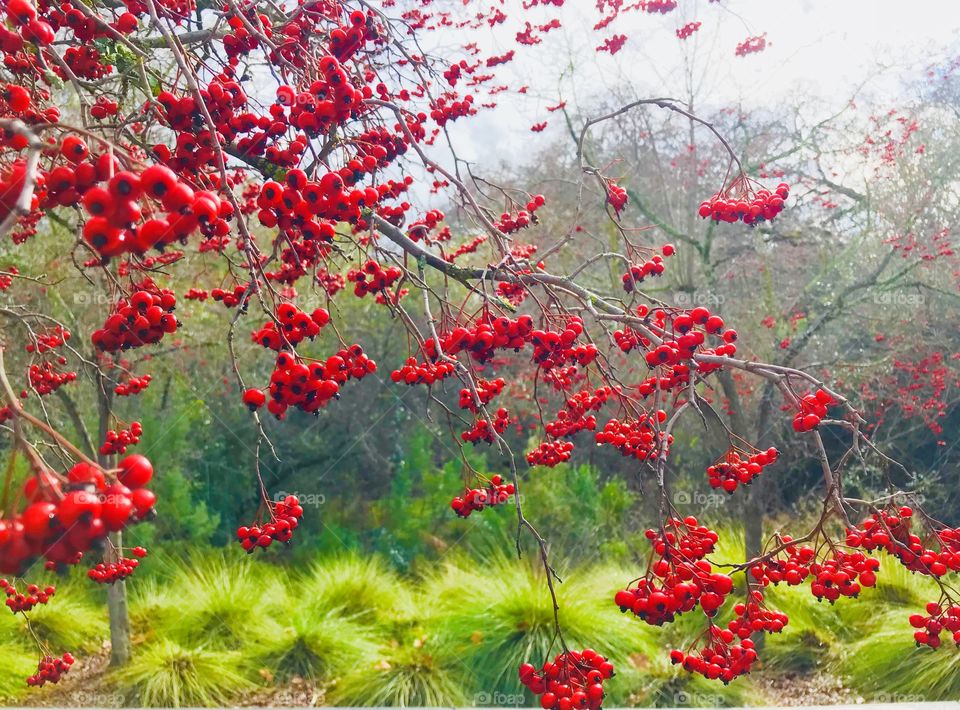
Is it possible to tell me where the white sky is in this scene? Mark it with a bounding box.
[422,0,960,169]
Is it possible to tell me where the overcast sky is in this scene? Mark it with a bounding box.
[423,0,959,170]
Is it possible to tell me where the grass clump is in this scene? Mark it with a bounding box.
[329,639,467,707]
[255,607,379,680]
[0,641,37,701]
[111,639,256,707]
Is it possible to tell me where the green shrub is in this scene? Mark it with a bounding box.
[111,639,256,707]
[255,607,379,680]
[0,641,37,701]
[329,640,467,706]
[422,553,654,699]
[298,553,416,625]
[133,550,285,649]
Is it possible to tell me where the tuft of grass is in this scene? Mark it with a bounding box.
[298,554,416,625]
[14,593,108,653]
[141,550,285,649]
[329,640,467,707]
[839,607,960,700]
[111,639,257,707]
[0,641,37,701]
[255,607,379,680]
[421,554,656,699]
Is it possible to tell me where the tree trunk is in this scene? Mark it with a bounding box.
[719,369,769,649]
[97,372,131,666]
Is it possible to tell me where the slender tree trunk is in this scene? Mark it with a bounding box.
[97,371,131,666]
[719,369,767,649]
[745,382,777,556]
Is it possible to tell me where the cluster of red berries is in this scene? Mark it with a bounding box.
[0,265,18,291]
[727,591,788,638]
[595,410,671,461]
[4,0,55,48]
[26,653,75,687]
[252,304,329,350]
[792,389,833,432]
[909,602,960,648]
[621,247,674,291]
[526,439,575,467]
[424,314,534,364]
[114,374,152,397]
[809,551,879,602]
[88,547,147,584]
[211,284,251,309]
[494,195,545,234]
[407,210,446,243]
[462,408,510,444]
[676,21,701,39]
[615,575,699,626]
[91,285,179,352]
[236,495,304,552]
[606,180,628,215]
[27,326,70,353]
[458,377,505,412]
[255,170,375,242]
[670,627,757,683]
[100,421,143,456]
[706,447,779,493]
[2,579,55,613]
[71,157,228,259]
[751,539,880,602]
[390,357,456,386]
[616,518,731,625]
[846,506,960,577]
[518,649,614,710]
[698,182,789,225]
[429,93,476,127]
[613,306,737,377]
[27,360,76,396]
[251,345,375,419]
[735,34,767,57]
[645,0,678,12]
[749,537,816,586]
[90,96,119,120]
[0,455,155,575]
[529,318,598,371]
[347,260,402,298]
[269,40,371,137]
[545,387,614,438]
[450,475,515,517]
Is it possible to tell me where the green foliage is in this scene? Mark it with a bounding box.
[0,642,36,701]
[130,549,285,649]
[422,554,649,698]
[111,639,257,707]
[128,467,219,549]
[840,608,960,699]
[329,640,468,707]
[254,607,379,680]
[298,554,416,626]
[13,591,108,653]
